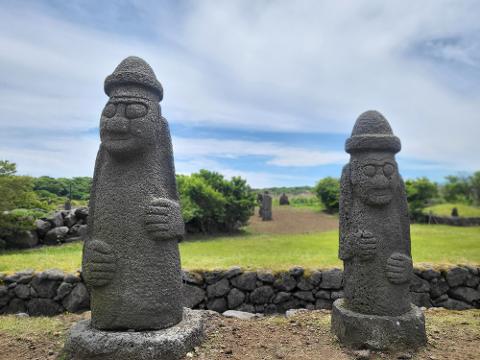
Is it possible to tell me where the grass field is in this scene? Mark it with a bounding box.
[424,203,480,217]
[0,224,478,274]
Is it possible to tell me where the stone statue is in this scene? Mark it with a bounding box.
[65,56,203,360]
[279,193,290,205]
[261,191,272,221]
[331,110,426,350]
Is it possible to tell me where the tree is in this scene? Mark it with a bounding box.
[470,171,480,206]
[0,160,17,176]
[405,177,438,220]
[314,177,340,213]
[442,175,471,203]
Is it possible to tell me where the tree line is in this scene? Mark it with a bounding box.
[314,172,480,220]
[0,161,256,237]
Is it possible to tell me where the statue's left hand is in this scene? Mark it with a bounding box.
[386,252,412,284]
[145,198,185,241]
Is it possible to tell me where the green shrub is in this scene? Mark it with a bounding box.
[405,177,438,221]
[314,177,340,213]
[177,170,256,233]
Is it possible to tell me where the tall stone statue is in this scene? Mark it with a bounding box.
[65,56,203,360]
[261,191,272,221]
[331,111,426,350]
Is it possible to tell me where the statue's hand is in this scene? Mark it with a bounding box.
[355,230,377,261]
[83,240,116,287]
[146,198,184,241]
[386,252,412,284]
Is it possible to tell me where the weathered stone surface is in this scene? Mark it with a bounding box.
[448,287,480,304]
[222,310,260,320]
[6,231,38,249]
[183,284,205,309]
[332,111,425,350]
[315,290,331,299]
[331,291,344,300]
[332,299,426,350]
[224,266,242,279]
[310,271,322,286]
[231,272,257,291]
[273,274,297,291]
[82,57,185,331]
[0,286,10,308]
[34,219,52,237]
[56,282,73,300]
[203,271,224,285]
[64,274,80,284]
[430,278,449,299]
[65,308,204,360]
[293,291,315,302]
[63,283,90,313]
[6,298,26,314]
[260,191,273,221]
[237,303,255,313]
[49,212,64,227]
[436,297,474,310]
[14,284,30,300]
[257,271,275,283]
[410,275,430,293]
[320,269,343,290]
[4,269,35,284]
[206,298,227,313]
[40,269,65,281]
[182,271,203,286]
[227,288,245,309]
[206,278,230,298]
[273,291,291,304]
[27,298,62,316]
[44,226,69,245]
[446,267,469,287]
[410,292,432,308]
[31,276,61,298]
[297,277,313,291]
[315,299,333,310]
[74,207,89,220]
[250,286,274,304]
[420,269,441,281]
[289,266,304,278]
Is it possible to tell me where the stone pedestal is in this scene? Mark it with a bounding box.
[331,299,426,350]
[64,308,204,360]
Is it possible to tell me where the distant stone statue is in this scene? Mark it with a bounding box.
[261,191,272,221]
[279,193,290,205]
[451,207,459,217]
[331,111,426,350]
[257,193,264,217]
[65,56,203,359]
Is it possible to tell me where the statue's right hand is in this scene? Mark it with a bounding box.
[355,230,377,261]
[83,240,116,287]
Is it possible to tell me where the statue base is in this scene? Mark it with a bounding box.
[331,298,426,350]
[64,308,205,360]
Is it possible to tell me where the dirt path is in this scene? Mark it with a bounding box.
[1,308,478,360]
[248,206,338,234]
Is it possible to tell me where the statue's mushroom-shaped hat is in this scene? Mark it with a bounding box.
[345,110,401,154]
[104,56,163,100]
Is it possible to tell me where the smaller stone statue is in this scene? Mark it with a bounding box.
[261,191,272,221]
[331,110,426,350]
[451,207,459,217]
[279,193,290,205]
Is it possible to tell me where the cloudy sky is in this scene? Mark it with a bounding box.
[1,0,479,188]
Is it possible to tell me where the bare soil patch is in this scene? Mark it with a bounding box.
[0,308,478,360]
[248,206,338,234]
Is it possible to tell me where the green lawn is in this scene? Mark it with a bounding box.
[0,224,478,274]
[424,203,480,217]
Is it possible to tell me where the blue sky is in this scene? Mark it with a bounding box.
[0,0,479,187]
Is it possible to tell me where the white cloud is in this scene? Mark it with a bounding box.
[0,1,480,184]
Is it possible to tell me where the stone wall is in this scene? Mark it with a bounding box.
[428,215,480,227]
[1,266,479,316]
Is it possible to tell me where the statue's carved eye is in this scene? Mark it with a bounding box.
[383,163,395,177]
[103,103,116,118]
[363,165,376,177]
[125,103,148,119]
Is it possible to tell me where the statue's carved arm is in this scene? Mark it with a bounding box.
[83,240,116,287]
[386,252,412,284]
[145,197,185,241]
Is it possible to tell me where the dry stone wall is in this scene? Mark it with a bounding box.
[1,266,479,316]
